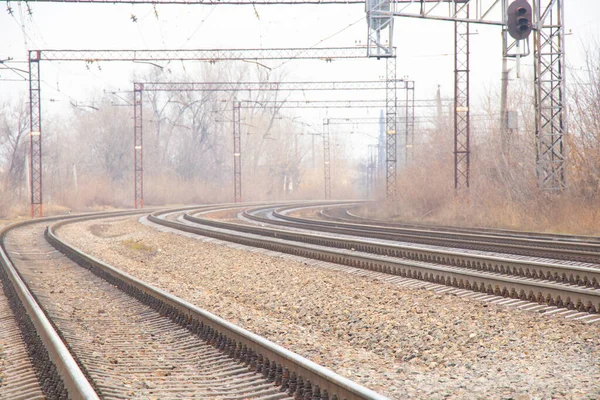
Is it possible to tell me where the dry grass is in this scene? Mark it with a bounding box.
[144,173,230,205]
[122,239,155,253]
[367,186,600,236]
[363,126,600,236]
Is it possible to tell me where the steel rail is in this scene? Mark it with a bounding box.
[0,210,150,399]
[316,211,600,253]
[148,208,600,314]
[332,205,600,244]
[239,206,600,289]
[267,205,600,264]
[48,209,388,400]
[255,201,598,248]
[316,207,600,250]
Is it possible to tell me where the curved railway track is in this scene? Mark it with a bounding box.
[0,209,386,400]
[146,203,600,316]
[243,205,600,287]
[326,202,600,244]
[0,276,48,400]
[282,204,600,264]
[327,204,600,245]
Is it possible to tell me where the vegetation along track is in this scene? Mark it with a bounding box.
[0,209,387,400]
[148,204,600,314]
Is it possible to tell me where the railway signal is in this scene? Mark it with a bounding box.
[507,0,533,40]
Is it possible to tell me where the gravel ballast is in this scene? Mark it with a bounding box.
[58,216,600,399]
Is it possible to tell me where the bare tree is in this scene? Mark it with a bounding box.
[71,99,132,183]
[568,39,600,199]
[0,97,29,200]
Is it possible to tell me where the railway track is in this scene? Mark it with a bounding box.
[0,275,47,400]
[242,205,600,287]
[325,204,600,245]
[147,204,600,316]
[0,210,387,399]
[277,203,600,264]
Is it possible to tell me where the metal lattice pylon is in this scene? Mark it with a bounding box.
[133,83,144,209]
[233,101,242,202]
[534,0,566,190]
[367,144,378,199]
[385,56,397,199]
[323,120,331,199]
[28,51,43,217]
[405,82,415,164]
[454,3,470,190]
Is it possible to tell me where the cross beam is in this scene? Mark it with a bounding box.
[236,98,436,109]
[136,80,406,92]
[18,0,499,21]
[385,0,504,25]
[35,47,372,62]
[15,0,363,3]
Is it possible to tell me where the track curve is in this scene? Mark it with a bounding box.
[147,203,600,315]
[1,208,387,400]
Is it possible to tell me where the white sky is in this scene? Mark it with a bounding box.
[0,1,599,153]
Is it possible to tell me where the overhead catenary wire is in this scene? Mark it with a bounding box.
[271,15,365,71]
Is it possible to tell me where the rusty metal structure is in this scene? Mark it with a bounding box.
[385,57,398,199]
[233,101,242,202]
[133,85,144,208]
[28,51,43,218]
[454,3,470,190]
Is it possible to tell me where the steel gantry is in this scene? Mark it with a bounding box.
[134,79,411,204]
[322,117,388,199]
[239,98,417,200]
[240,95,425,193]
[27,47,400,216]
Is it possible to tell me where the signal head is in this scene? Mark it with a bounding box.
[507,0,533,40]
